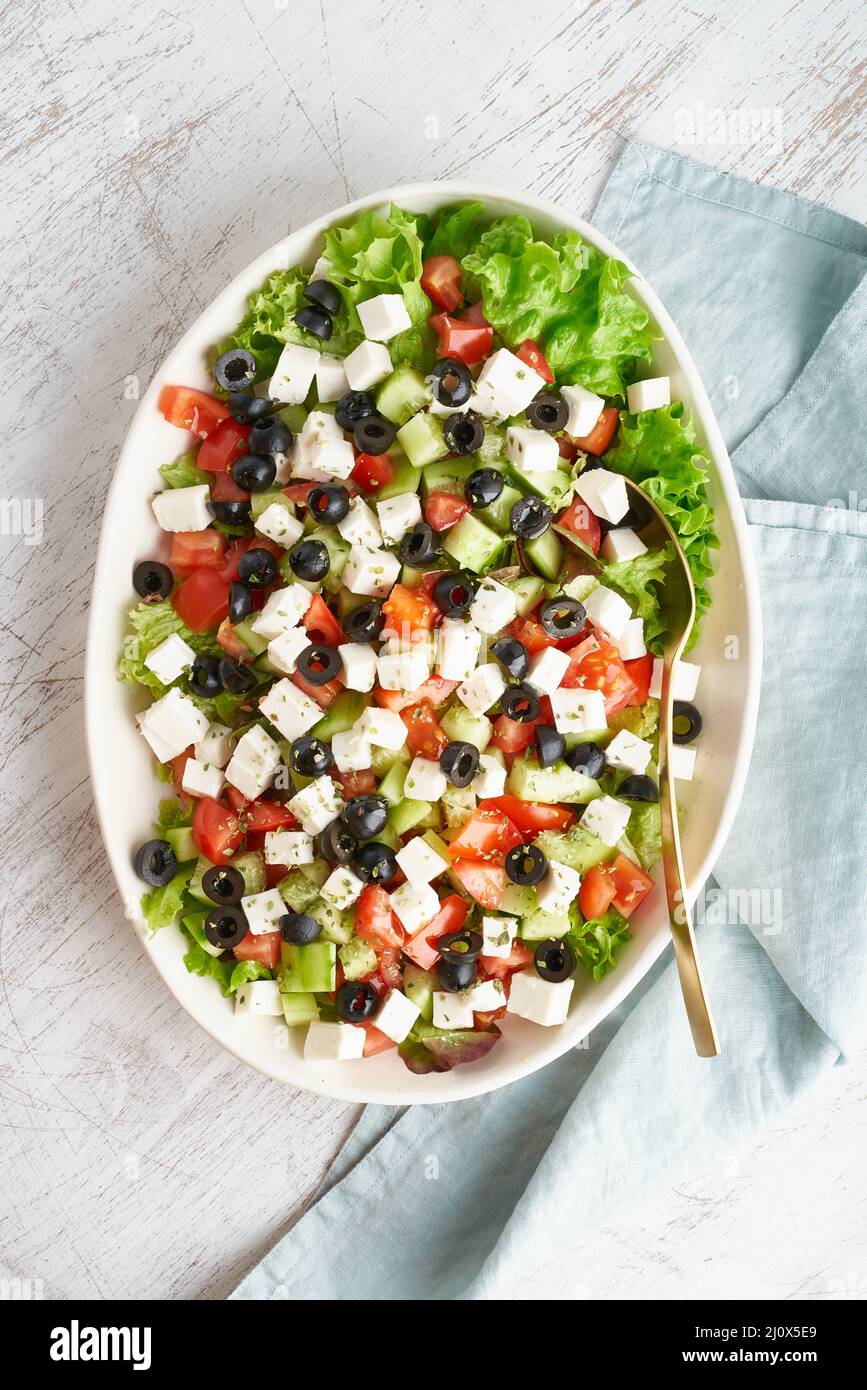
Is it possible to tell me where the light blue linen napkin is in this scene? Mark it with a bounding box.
[233,143,867,1300]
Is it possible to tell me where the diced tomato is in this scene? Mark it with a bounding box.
[421,255,463,312]
[460,300,489,326]
[382,583,437,638]
[479,795,574,835]
[361,1023,397,1056]
[197,418,250,473]
[425,491,469,532]
[283,481,319,505]
[506,615,558,654]
[572,405,619,455]
[609,854,654,918]
[169,751,192,810]
[292,668,341,708]
[192,797,244,863]
[400,700,448,759]
[216,618,250,661]
[451,859,505,909]
[158,385,230,438]
[481,940,534,978]
[210,469,250,504]
[351,452,393,493]
[216,537,254,583]
[402,894,469,969]
[242,800,298,832]
[516,339,554,384]
[172,567,230,632]
[378,947,404,990]
[300,593,343,647]
[234,931,281,969]
[578,864,618,920]
[169,530,226,576]
[489,714,539,756]
[429,311,493,366]
[355,885,404,952]
[625,653,654,706]
[373,676,458,712]
[558,496,602,554]
[448,807,523,863]
[561,636,637,716]
[333,768,377,798]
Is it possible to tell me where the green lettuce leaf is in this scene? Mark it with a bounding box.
[625,802,662,872]
[602,545,672,654]
[398,1021,501,1074]
[141,864,194,935]
[180,914,273,995]
[118,600,218,694]
[220,266,360,379]
[565,907,631,982]
[160,449,208,489]
[425,200,486,260]
[181,942,234,992]
[156,798,193,831]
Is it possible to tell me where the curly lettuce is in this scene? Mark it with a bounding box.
[398,1021,501,1074]
[141,863,194,935]
[565,907,632,982]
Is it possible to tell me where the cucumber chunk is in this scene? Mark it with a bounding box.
[376,366,429,426]
[397,412,448,468]
[521,529,563,581]
[507,757,601,805]
[443,512,505,574]
[440,705,492,752]
[279,941,337,993]
[281,992,319,1027]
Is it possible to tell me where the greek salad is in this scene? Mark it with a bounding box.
[121,200,716,1073]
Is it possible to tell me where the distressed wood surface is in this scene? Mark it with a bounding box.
[1,0,865,1301]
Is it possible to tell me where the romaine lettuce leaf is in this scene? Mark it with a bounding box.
[625,802,662,872]
[140,864,194,935]
[118,599,218,694]
[565,907,631,982]
[160,450,208,489]
[181,916,273,995]
[156,798,193,831]
[425,200,486,260]
[602,545,672,654]
[398,1021,501,1074]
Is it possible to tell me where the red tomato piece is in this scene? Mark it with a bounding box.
[425,491,469,532]
[624,653,654,705]
[516,339,554,384]
[429,312,493,365]
[609,854,654,918]
[197,418,250,473]
[460,301,489,327]
[242,800,298,832]
[400,700,449,758]
[291,669,341,708]
[300,593,344,647]
[169,530,226,576]
[361,1023,397,1056]
[479,796,574,835]
[506,615,558,654]
[172,568,230,632]
[210,469,250,504]
[216,537,254,583]
[561,637,638,716]
[480,940,534,978]
[216,618,251,661]
[572,405,619,455]
[402,895,469,969]
[451,859,505,909]
[382,584,437,639]
[374,675,458,712]
[351,453,393,492]
[448,807,523,864]
[488,713,540,756]
[234,931,281,969]
[578,864,618,920]
[355,885,404,952]
[333,768,378,798]
[158,385,230,438]
[558,496,602,554]
[421,255,463,312]
[192,797,244,863]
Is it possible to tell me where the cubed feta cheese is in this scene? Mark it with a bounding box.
[306,433,356,481]
[672,745,697,781]
[234,979,284,1017]
[579,794,631,846]
[376,492,422,545]
[315,354,350,403]
[395,836,449,885]
[251,585,312,640]
[140,687,209,761]
[435,618,481,681]
[480,914,517,960]
[584,584,632,639]
[357,705,408,750]
[181,756,225,800]
[601,527,648,564]
[626,376,671,413]
[343,544,401,597]
[560,383,605,438]
[472,753,507,798]
[573,468,630,525]
[264,829,315,866]
[304,1021,365,1061]
[336,496,382,548]
[506,970,574,1026]
[614,617,646,662]
[474,348,546,418]
[471,978,507,1013]
[527,646,570,696]
[267,625,312,676]
[344,339,392,391]
[649,658,701,701]
[375,646,431,693]
[549,688,607,736]
[195,722,234,769]
[321,864,365,910]
[535,859,583,915]
[432,990,476,1030]
[389,881,441,936]
[225,724,282,800]
[456,662,506,715]
[241,888,286,935]
[373,989,421,1044]
[288,777,345,835]
[291,410,345,481]
[338,642,377,692]
[259,678,321,741]
[505,425,560,475]
[270,342,321,405]
[151,484,212,533]
[254,503,304,548]
[356,292,412,342]
[404,756,446,802]
[469,577,518,635]
[331,728,372,773]
[143,632,196,685]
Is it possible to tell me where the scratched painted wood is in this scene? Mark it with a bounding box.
[1,0,865,1301]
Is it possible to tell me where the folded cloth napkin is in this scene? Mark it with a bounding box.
[233,143,867,1300]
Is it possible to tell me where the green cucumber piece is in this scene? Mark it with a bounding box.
[522,529,563,582]
[376,451,423,501]
[189,850,265,904]
[275,404,307,433]
[422,455,478,497]
[232,618,269,656]
[440,705,492,752]
[369,745,408,779]
[250,489,294,522]
[376,366,429,426]
[281,992,319,1026]
[312,902,353,945]
[278,868,321,914]
[403,963,435,1022]
[312,690,366,740]
[563,573,599,604]
[505,574,546,616]
[484,482,523,534]
[443,512,505,574]
[164,826,197,862]
[519,906,572,941]
[475,423,507,463]
[397,412,448,468]
[499,883,538,916]
[533,826,614,874]
[378,760,408,806]
[307,527,350,591]
[442,784,477,828]
[507,757,601,805]
[279,941,337,993]
[387,798,432,837]
[338,937,379,980]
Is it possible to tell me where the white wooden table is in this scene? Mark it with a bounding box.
[1,0,865,1301]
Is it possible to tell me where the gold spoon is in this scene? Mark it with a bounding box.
[519,481,720,1057]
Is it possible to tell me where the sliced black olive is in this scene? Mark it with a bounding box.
[305,278,342,316]
[673,701,702,745]
[343,599,385,644]
[500,683,541,723]
[134,839,177,887]
[353,841,398,885]
[307,483,350,525]
[229,580,253,624]
[443,411,485,455]
[437,929,483,963]
[279,912,322,945]
[133,560,173,601]
[433,571,477,617]
[218,657,257,695]
[341,794,388,841]
[511,496,553,540]
[319,818,359,865]
[335,980,378,1022]
[354,414,396,456]
[580,452,605,472]
[189,654,222,698]
[202,865,245,906]
[534,938,575,983]
[289,539,330,582]
[204,905,248,949]
[491,636,529,681]
[249,417,293,457]
[399,522,441,569]
[238,547,279,587]
[214,347,256,393]
[294,304,333,340]
[535,724,565,768]
[297,643,341,685]
[435,955,477,992]
[208,499,252,526]
[232,453,276,493]
[539,595,586,640]
[289,734,334,778]
[430,356,472,408]
[618,774,659,802]
[335,390,376,431]
[439,741,480,788]
[465,467,503,508]
[228,391,272,425]
[527,391,569,434]
[565,742,606,779]
[505,843,548,886]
